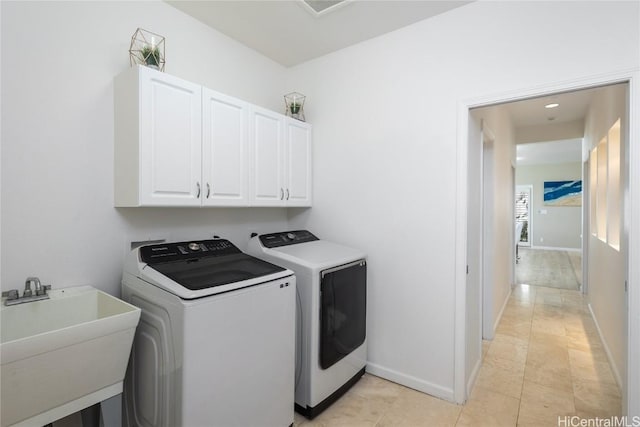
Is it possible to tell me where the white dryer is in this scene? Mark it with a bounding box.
[247,230,367,419]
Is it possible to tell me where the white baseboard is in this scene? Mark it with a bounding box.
[466,356,482,400]
[528,245,581,252]
[366,362,455,402]
[587,303,623,390]
[493,286,513,334]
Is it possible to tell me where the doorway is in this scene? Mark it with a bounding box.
[514,137,584,292]
[455,71,639,417]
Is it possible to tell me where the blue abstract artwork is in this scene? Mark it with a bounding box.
[544,180,582,206]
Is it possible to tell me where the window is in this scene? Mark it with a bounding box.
[515,186,531,246]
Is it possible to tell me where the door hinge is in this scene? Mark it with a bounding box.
[625,280,628,292]
[466,265,469,275]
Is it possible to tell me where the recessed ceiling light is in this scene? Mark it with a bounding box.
[545,103,559,109]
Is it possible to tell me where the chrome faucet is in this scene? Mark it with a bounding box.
[23,277,36,297]
[26,277,44,296]
[2,276,51,306]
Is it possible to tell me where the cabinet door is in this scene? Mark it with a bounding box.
[139,68,202,206]
[202,89,248,206]
[250,108,285,206]
[285,119,312,207]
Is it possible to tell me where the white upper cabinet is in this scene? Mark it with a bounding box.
[115,66,202,207]
[250,107,285,206]
[249,108,312,207]
[285,119,312,207]
[202,89,249,206]
[115,66,311,208]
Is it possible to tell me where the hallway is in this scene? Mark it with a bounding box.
[294,284,621,426]
[474,284,620,425]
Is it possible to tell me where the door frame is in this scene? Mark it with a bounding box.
[453,68,640,415]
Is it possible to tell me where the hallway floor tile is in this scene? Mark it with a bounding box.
[294,285,621,426]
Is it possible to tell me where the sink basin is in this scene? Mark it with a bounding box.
[1,285,140,427]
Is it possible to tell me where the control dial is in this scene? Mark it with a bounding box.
[188,242,200,251]
[286,233,296,240]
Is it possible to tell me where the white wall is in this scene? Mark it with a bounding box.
[486,108,516,335]
[287,1,639,400]
[516,162,583,249]
[584,83,628,392]
[0,1,291,297]
[2,0,639,407]
[472,105,516,337]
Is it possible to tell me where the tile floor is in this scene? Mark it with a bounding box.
[295,285,621,426]
[515,248,581,290]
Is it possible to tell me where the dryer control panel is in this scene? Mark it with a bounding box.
[259,230,319,248]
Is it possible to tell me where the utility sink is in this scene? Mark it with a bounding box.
[1,285,140,427]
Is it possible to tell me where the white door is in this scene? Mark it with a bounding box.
[285,119,312,207]
[482,137,495,340]
[139,69,202,206]
[250,107,285,206]
[515,185,532,246]
[465,115,483,397]
[202,89,248,206]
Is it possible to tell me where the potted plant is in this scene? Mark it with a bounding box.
[141,45,161,69]
[284,92,305,121]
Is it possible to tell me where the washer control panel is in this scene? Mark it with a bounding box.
[259,230,319,248]
[140,239,239,264]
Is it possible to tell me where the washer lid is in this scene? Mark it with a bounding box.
[147,253,286,291]
[136,239,291,298]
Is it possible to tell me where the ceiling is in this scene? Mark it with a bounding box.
[484,85,625,166]
[166,0,472,67]
[516,139,583,166]
[507,88,595,166]
[504,89,595,128]
[470,87,589,165]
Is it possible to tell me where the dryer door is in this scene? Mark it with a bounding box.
[319,260,367,369]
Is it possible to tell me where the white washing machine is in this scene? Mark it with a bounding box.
[121,238,296,427]
[247,230,367,419]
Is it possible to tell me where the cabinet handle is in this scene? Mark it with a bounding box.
[280,188,284,200]
[196,182,201,198]
[206,183,211,199]
[286,189,290,200]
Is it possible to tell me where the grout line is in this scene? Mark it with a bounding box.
[515,287,536,425]
[563,288,581,417]
[564,250,582,289]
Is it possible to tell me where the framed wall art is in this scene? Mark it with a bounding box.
[544,180,582,206]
